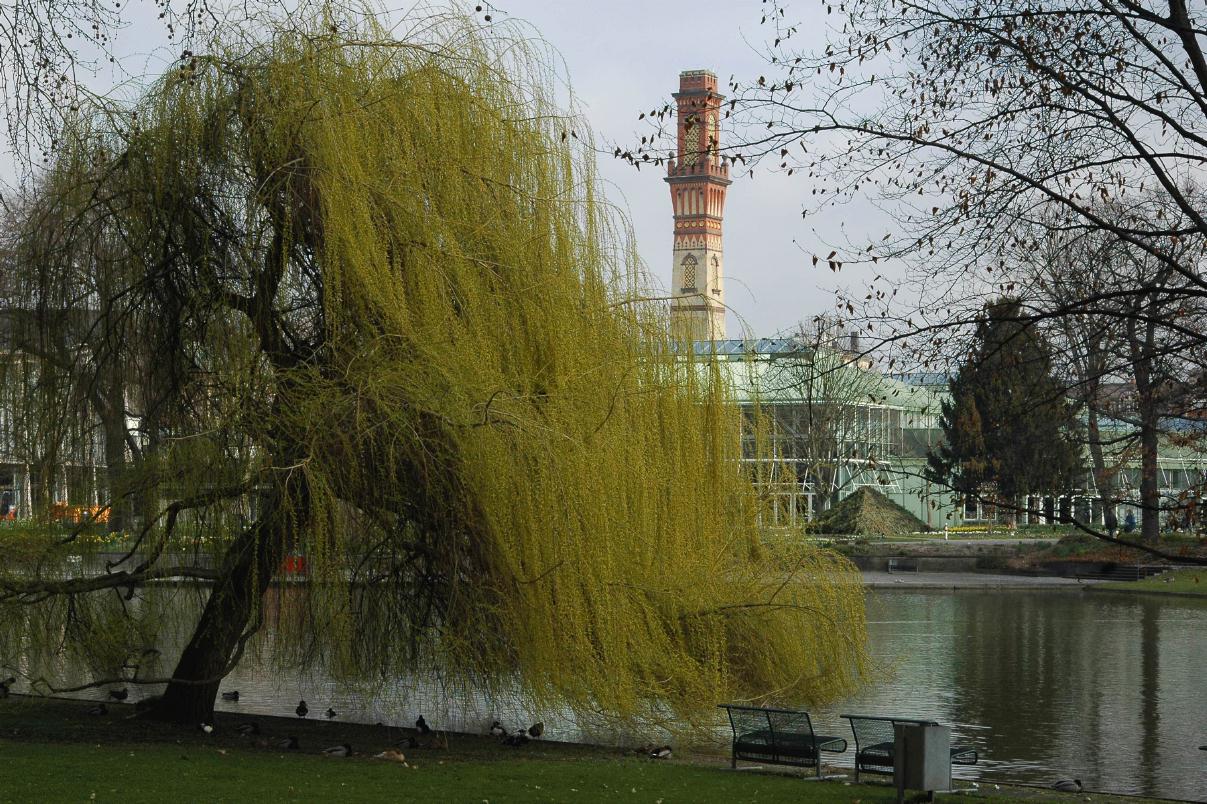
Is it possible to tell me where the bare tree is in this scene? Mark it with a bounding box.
[0,0,218,162]
[1011,194,1207,543]
[754,320,904,518]
[626,0,1207,562]
[1021,223,1127,536]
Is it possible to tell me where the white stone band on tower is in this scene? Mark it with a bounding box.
[665,69,730,341]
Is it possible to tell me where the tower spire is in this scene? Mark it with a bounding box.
[665,69,730,341]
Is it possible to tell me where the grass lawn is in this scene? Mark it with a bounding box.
[1093,567,1207,597]
[0,697,1172,803]
[2,741,862,803]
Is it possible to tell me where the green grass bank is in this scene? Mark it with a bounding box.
[1092,567,1207,598]
[0,697,1177,803]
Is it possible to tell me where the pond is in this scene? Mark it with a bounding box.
[27,587,1207,801]
[807,589,1207,801]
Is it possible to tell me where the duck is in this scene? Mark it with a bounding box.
[86,703,108,716]
[235,722,260,736]
[1050,779,1082,793]
[325,707,338,719]
[276,735,300,750]
[415,715,431,735]
[504,733,529,747]
[528,721,544,739]
[397,736,419,750]
[108,688,129,701]
[373,749,407,763]
[489,720,507,737]
[221,690,240,702]
[650,745,672,759]
[295,700,309,718]
[198,723,214,734]
[322,743,352,758]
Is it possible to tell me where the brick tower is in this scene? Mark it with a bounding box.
[665,69,730,341]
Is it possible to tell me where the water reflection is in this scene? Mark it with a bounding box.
[808,590,1207,801]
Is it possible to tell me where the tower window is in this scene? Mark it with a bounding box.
[681,254,698,288]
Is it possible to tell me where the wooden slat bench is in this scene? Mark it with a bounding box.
[719,704,847,777]
[842,713,978,782]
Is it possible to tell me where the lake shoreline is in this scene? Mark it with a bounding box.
[861,570,1084,589]
[857,569,1207,598]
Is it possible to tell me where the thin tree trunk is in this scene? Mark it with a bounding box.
[101,377,128,534]
[1086,404,1118,534]
[1083,338,1118,534]
[1128,317,1162,544]
[1138,408,1161,542]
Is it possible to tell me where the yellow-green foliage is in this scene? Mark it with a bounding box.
[0,10,868,729]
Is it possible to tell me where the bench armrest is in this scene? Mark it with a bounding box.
[817,736,848,754]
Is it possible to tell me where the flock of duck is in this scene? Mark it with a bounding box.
[70,689,1130,791]
[67,686,687,762]
[80,687,563,762]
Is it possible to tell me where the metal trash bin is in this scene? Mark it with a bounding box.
[894,721,951,802]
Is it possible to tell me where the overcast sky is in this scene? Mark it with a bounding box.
[2,0,888,337]
[495,0,869,338]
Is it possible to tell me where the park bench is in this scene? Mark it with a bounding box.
[842,714,978,782]
[718,704,847,776]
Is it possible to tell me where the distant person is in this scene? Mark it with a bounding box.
[1123,510,1136,533]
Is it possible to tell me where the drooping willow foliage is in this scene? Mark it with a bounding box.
[0,10,868,728]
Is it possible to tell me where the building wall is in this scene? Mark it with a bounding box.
[715,339,1207,532]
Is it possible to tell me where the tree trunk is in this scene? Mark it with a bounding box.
[1127,316,1162,544]
[151,475,307,723]
[1085,404,1118,534]
[1138,408,1161,543]
[101,377,129,534]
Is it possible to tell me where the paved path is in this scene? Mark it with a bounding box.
[862,570,1084,589]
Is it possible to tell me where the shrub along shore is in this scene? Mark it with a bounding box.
[0,697,1177,803]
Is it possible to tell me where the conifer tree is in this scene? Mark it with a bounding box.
[927,298,1082,520]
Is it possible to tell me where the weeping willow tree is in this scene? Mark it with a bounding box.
[0,11,869,728]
